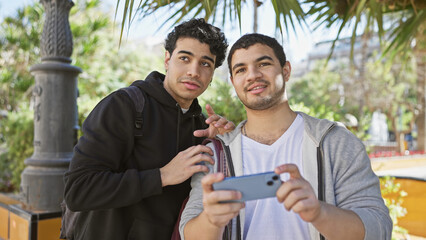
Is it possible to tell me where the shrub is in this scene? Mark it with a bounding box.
[380,176,408,239]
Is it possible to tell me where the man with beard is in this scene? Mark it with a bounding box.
[179,33,392,240]
[63,19,234,239]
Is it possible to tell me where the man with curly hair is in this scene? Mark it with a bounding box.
[64,18,232,239]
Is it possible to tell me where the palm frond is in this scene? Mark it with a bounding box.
[115,0,307,47]
[383,10,425,58]
[272,0,307,36]
[304,0,424,66]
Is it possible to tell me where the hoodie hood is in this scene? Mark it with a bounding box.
[296,112,336,146]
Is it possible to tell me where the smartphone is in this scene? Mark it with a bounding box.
[212,171,281,202]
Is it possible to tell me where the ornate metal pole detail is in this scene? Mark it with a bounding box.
[21,0,81,212]
[40,0,74,62]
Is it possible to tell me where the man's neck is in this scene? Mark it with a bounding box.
[243,102,297,145]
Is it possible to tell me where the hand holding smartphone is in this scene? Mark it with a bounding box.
[212,171,281,202]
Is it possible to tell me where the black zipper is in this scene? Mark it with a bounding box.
[317,124,336,240]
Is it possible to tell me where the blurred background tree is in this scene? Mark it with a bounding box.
[289,60,345,122]
[199,79,246,125]
[0,0,165,191]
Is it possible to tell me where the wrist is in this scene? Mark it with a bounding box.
[200,211,226,236]
[186,212,224,240]
[202,211,226,230]
[159,167,168,187]
[311,201,327,225]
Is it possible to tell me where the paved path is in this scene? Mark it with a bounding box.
[371,155,426,180]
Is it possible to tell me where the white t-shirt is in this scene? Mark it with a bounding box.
[241,114,310,240]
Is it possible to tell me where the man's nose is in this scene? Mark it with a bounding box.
[187,62,201,79]
[246,66,262,82]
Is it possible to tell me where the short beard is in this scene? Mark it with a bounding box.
[242,84,285,110]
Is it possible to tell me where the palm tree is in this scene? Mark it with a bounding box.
[305,0,426,150]
[115,0,426,150]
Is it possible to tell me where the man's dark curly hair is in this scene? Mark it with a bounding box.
[165,18,228,69]
[227,33,287,76]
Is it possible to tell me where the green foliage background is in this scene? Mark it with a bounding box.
[199,79,246,125]
[0,0,164,191]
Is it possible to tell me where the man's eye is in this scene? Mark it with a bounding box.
[259,62,270,67]
[179,56,189,61]
[235,68,245,74]
[201,62,211,67]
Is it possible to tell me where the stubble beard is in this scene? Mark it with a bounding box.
[241,83,285,111]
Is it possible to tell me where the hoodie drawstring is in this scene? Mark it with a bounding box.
[176,104,204,154]
[176,103,181,154]
[191,115,196,146]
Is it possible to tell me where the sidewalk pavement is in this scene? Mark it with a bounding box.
[371,154,426,180]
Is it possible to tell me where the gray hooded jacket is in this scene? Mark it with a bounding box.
[179,112,392,240]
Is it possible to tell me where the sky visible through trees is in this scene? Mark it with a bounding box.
[0,0,360,64]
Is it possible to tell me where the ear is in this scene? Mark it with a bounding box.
[164,51,171,71]
[230,75,234,85]
[283,61,292,82]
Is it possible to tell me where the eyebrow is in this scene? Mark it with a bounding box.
[178,50,215,65]
[256,56,273,62]
[232,55,273,71]
[232,63,245,72]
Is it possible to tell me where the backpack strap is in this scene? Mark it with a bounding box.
[202,138,241,240]
[202,138,235,177]
[121,85,146,137]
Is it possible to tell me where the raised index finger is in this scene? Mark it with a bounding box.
[205,104,216,117]
[275,164,302,179]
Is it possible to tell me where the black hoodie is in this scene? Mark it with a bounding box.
[64,71,207,239]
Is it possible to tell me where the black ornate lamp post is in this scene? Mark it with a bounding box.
[21,0,81,212]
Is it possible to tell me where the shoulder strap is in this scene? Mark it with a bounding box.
[121,85,146,137]
[202,138,240,240]
[202,138,235,177]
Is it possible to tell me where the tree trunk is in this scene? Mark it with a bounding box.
[414,23,426,151]
[390,113,402,153]
[357,33,370,132]
[253,0,258,33]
